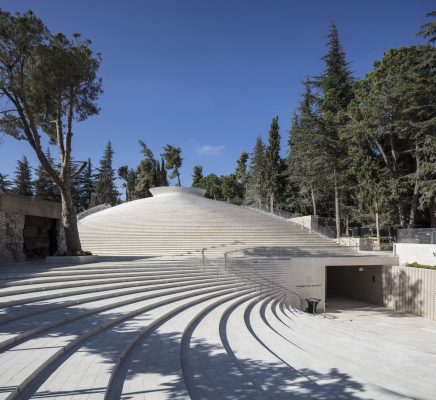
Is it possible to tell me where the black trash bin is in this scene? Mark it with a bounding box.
[306,298,321,314]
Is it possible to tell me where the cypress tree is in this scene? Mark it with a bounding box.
[93,141,118,206]
[246,136,267,207]
[265,116,281,212]
[235,151,249,201]
[317,22,354,237]
[14,156,33,196]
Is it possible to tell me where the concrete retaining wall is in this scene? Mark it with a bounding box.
[382,265,436,320]
[288,215,317,230]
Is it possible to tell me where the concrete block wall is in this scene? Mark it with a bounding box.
[382,265,436,320]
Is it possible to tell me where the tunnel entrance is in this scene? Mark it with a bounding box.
[326,265,383,306]
[23,215,58,259]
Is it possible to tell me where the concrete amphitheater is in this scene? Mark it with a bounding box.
[0,186,435,400]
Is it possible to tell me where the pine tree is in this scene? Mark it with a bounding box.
[317,22,354,237]
[246,136,267,207]
[93,141,118,206]
[161,145,182,186]
[14,156,33,196]
[265,116,281,212]
[34,148,59,201]
[192,165,203,188]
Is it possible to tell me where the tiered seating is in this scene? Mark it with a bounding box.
[0,188,434,399]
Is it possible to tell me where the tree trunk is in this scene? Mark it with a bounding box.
[270,193,274,213]
[345,216,349,237]
[60,188,82,253]
[431,198,436,228]
[334,173,340,239]
[408,144,420,228]
[375,211,380,247]
[310,184,317,216]
[177,173,181,187]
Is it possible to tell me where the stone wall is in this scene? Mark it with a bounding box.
[0,211,25,263]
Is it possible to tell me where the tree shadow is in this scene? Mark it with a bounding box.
[382,268,424,317]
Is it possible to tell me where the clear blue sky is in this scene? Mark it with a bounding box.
[0,0,432,189]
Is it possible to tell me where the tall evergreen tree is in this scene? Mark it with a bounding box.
[34,148,59,201]
[265,116,281,212]
[235,151,249,201]
[78,159,95,210]
[246,136,267,207]
[93,141,118,206]
[192,165,204,188]
[316,22,354,237]
[14,156,33,196]
[287,81,326,216]
[161,145,182,186]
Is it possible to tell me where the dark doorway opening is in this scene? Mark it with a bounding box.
[23,215,58,259]
[326,265,383,306]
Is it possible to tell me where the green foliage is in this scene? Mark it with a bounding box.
[191,165,204,188]
[200,174,223,200]
[14,156,33,196]
[246,136,267,207]
[417,11,436,44]
[93,141,118,206]
[406,262,436,270]
[34,148,60,201]
[0,10,102,252]
[77,158,95,211]
[0,173,12,192]
[161,144,182,186]
[265,116,281,210]
[347,45,436,228]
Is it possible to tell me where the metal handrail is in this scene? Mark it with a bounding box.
[223,247,304,311]
[244,204,359,252]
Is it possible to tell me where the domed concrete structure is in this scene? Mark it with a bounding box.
[78,186,346,258]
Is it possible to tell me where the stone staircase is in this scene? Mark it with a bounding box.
[0,257,434,399]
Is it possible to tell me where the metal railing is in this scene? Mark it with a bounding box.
[244,204,359,251]
[77,204,111,220]
[223,247,304,310]
[397,228,436,244]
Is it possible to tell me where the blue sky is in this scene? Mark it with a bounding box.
[0,0,432,189]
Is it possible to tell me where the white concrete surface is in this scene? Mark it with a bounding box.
[395,243,436,266]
